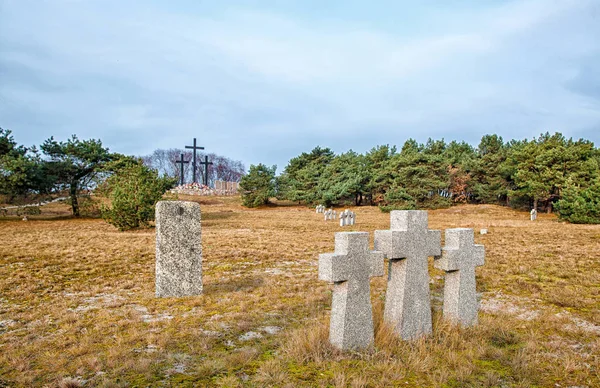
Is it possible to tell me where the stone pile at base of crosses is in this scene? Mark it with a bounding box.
[170,183,215,196]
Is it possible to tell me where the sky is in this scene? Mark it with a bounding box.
[1,0,600,172]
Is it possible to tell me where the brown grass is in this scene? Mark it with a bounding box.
[0,197,599,387]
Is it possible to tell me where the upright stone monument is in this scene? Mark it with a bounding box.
[435,228,484,326]
[318,232,384,350]
[155,201,203,297]
[339,212,347,226]
[530,209,537,221]
[374,211,441,340]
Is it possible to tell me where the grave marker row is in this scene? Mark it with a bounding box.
[324,209,337,221]
[319,210,485,350]
[339,210,355,226]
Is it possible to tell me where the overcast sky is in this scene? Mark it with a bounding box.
[1,0,599,172]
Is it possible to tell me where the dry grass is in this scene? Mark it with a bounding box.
[0,197,599,387]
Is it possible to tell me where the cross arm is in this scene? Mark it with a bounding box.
[473,244,485,267]
[434,247,461,272]
[318,253,349,283]
[426,229,442,257]
[368,250,385,278]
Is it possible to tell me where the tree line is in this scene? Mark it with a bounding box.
[240,132,600,223]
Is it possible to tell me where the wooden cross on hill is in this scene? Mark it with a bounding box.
[185,138,205,184]
[199,155,213,186]
[175,153,189,185]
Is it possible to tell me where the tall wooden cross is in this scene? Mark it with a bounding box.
[184,138,205,183]
[199,155,213,186]
[175,153,189,186]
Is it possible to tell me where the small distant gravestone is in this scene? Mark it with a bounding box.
[339,212,346,226]
[530,209,537,221]
[155,201,203,297]
[435,228,485,326]
[332,210,337,220]
[319,232,384,350]
[349,211,355,225]
[480,229,488,235]
[374,210,441,340]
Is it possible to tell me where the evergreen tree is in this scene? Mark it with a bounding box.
[100,158,177,230]
[240,164,277,208]
[556,177,600,223]
[41,135,114,216]
[470,134,510,203]
[364,144,397,205]
[277,147,334,204]
[317,151,369,206]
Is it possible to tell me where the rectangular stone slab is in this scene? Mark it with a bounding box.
[155,201,203,297]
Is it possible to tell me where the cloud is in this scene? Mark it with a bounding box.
[1,0,599,170]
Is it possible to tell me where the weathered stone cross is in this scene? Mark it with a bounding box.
[175,153,189,186]
[434,228,485,326]
[374,210,441,340]
[319,232,384,350]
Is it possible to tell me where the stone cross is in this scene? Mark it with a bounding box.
[332,210,337,220]
[185,138,205,184]
[175,153,189,186]
[374,210,441,340]
[319,232,384,350]
[339,211,347,226]
[324,209,332,221]
[434,228,484,326]
[349,211,355,225]
[530,209,537,221]
[155,201,203,297]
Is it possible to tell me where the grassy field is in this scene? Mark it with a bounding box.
[0,196,598,387]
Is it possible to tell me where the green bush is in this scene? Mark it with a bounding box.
[379,186,417,212]
[239,164,276,208]
[100,161,177,231]
[16,206,41,216]
[555,178,600,224]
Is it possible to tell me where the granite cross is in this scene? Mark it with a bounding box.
[319,232,384,350]
[374,210,441,340]
[175,153,189,186]
[185,138,205,183]
[434,228,485,326]
[199,155,213,186]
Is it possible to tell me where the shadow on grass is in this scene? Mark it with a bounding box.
[204,275,265,295]
[203,211,238,221]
